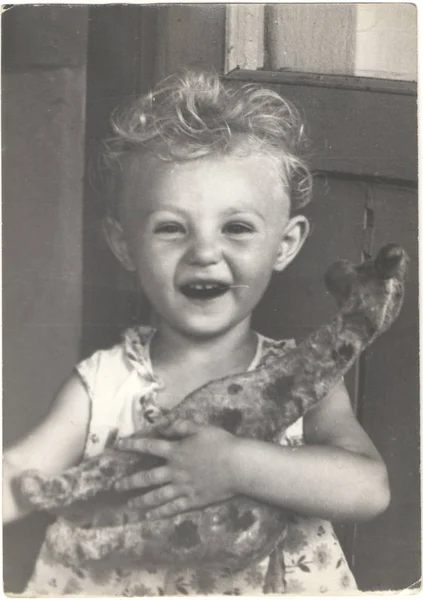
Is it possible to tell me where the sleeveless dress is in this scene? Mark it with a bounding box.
[25,326,357,596]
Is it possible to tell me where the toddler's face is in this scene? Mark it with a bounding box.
[109,151,308,339]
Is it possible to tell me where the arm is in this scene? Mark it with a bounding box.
[117,382,390,522]
[231,381,390,521]
[3,374,90,524]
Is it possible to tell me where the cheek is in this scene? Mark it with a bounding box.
[132,243,182,295]
[234,243,280,279]
[137,253,168,284]
[232,259,274,302]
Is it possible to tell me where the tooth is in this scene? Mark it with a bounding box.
[184,282,227,292]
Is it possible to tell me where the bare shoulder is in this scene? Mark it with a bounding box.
[5,372,90,475]
[304,380,383,461]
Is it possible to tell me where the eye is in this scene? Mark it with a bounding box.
[223,222,256,236]
[154,222,185,235]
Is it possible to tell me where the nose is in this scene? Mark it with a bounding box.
[186,230,221,266]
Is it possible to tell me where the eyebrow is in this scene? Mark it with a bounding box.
[221,207,266,221]
[143,207,187,218]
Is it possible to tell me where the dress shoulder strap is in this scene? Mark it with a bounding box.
[75,326,160,457]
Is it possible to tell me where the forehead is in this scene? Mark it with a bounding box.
[122,149,290,211]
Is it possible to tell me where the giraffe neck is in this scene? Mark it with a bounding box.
[261,310,379,411]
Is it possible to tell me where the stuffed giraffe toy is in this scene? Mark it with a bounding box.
[19,244,407,571]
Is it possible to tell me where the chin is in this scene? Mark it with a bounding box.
[174,318,236,340]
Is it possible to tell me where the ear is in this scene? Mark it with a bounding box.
[273,215,310,272]
[103,217,136,272]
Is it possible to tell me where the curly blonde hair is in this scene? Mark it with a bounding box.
[102,71,312,218]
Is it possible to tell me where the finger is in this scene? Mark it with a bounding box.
[128,484,183,509]
[146,496,193,519]
[157,418,200,438]
[115,465,172,491]
[116,437,173,459]
[153,414,172,429]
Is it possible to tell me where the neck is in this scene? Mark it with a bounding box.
[150,318,258,376]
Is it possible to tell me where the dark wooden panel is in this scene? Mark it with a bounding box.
[352,185,420,591]
[86,5,159,103]
[226,69,417,95]
[225,70,417,182]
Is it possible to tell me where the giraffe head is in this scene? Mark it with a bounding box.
[324,244,408,341]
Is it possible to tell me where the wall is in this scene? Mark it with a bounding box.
[3,6,88,591]
[229,4,417,81]
[355,4,417,80]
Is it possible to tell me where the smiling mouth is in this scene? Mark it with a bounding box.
[180,282,230,300]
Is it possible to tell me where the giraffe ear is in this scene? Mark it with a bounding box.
[374,244,407,280]
[103,217,136,271]
[324,260,355,303]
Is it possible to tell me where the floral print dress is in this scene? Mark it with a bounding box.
[25,326,357,596]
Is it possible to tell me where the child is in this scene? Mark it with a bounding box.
[4,71,390,595]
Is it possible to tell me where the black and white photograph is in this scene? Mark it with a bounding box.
[2,2,419,595]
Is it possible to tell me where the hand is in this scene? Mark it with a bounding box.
[115,419,238,519]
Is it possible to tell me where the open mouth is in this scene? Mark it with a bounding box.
[180,282,230,300]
